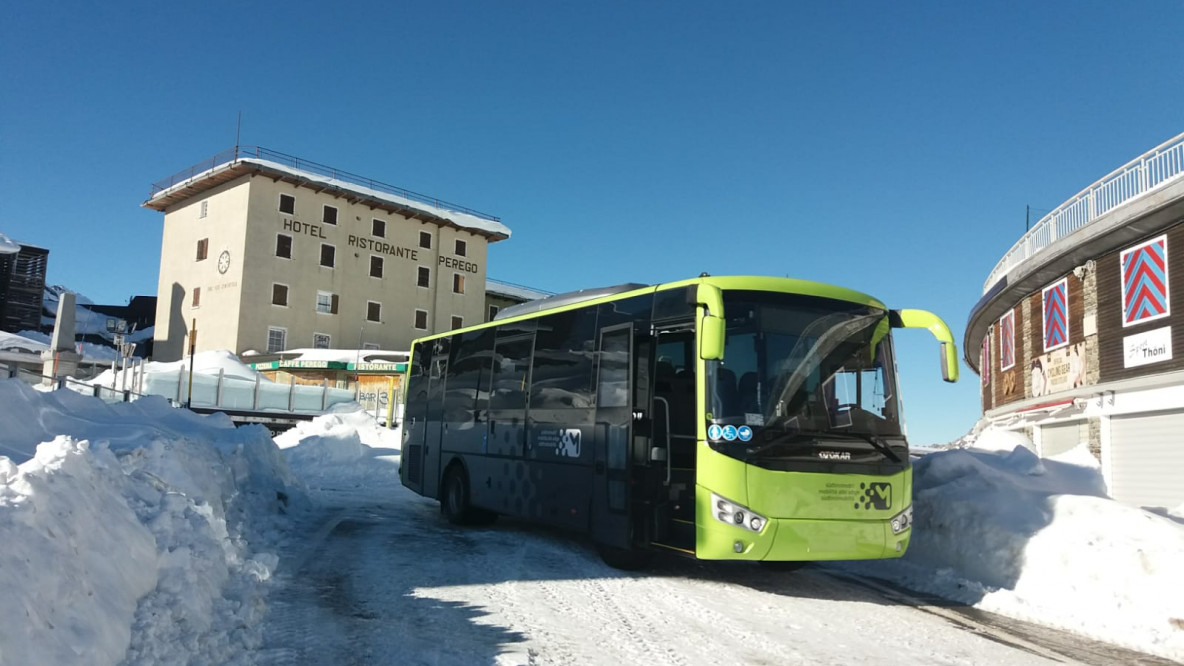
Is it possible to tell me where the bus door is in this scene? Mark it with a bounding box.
[591,324,633,549]
[649,329,697,553]
[421,336,450,500]
[401,344,428,494]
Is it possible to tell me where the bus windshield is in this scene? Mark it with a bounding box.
[709,291,905,468]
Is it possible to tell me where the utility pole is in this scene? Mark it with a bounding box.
[186,319,197,408]
[1026,205,1030,231]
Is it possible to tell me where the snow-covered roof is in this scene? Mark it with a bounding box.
[0,232,20,255]
[272,348,409,364]
[144,149,511,241]
[486,279,552,302]
[0,330,48,354]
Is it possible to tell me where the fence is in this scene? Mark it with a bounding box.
[1,363,364,416]
[983,132,1184,294]
[1,363,143,404]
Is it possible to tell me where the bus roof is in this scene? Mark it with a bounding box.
[413,275,888,345]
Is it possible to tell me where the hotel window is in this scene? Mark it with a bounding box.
[414,309,429,330]
[370,256,384,278]
[313,333,331,349]
[267,327,287,353]
[316,291,339,315]
[419,231,432,249]
[362,342,380,351]
[272,284,288,306]
[199,200,208,218]
[275,234,292,259]
[455,239,467,257]
[372,219,386,238]
[279,194,295,214]
[453,274,465,294]
[451,316,463,330]
[320,244,335,268]
[323,205,338,225]
[417,266,430,288]
[191,287,201,308]
[367,301,381,322]
[488,305,499,321]
[196,238,208,261]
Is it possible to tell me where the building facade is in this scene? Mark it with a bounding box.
[144,147,511,361]
[0,240,48,335]
[965,133,1184,511]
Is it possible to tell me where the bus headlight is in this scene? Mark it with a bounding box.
[711,493,767,534]
[889,504,913,535]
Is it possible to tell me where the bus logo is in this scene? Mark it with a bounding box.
[557,429,581,458]
[859,482,892,510]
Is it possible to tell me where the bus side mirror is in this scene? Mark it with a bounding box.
[701,314,725,360]
[940,342,956,383]
[891,308,959,383]
[696,282,726,361]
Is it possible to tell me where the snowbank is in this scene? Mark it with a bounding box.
[275,407,402,497]
[0,379,300,666]
[846,425,1184,661]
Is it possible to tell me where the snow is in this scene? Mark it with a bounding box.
[148,156,512,240]
[137,349,268,383]
[0,232,21,255]
[1,377,1182,663]
[486,278,553,302]
[0,330,48,354]
[15,329,122,362]
[0,379,297,665]
[843,426,1184,659]
[268,348,408,365]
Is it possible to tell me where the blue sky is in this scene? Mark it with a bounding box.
[2,1,1182,445]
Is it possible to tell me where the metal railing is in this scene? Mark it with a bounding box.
[148,145,502,223]
[983,132,1184,294]
[2,363,144,404]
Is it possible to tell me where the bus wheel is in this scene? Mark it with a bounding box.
[441,467,472,525]
[596,545,654,571]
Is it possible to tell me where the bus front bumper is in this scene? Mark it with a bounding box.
[696,513,912,562]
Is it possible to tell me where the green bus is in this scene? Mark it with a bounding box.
[399,275,957,567]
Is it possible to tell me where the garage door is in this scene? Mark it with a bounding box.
[1039,421,1085,458]
[1109,410,1184,510]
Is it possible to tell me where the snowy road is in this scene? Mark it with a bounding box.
[254,483,1167,666]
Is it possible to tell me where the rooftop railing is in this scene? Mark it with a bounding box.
[149,145,501,223]
[983,132,1184,294]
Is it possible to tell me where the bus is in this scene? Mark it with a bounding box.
[399,275,958,568]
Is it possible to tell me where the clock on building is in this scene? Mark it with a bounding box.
[218,250,231,274]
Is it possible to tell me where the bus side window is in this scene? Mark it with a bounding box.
[405,343,429,423]
[531,309,597,409]
[491,337,533,411]
[446,329,495,424]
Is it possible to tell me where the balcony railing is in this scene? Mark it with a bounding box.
[149,145,501,223]
[983,132,1184,294]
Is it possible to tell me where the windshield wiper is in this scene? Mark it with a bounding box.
[747,430,902,463]
[848,432,902,463]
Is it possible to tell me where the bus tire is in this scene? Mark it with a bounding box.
[441,466,472,525]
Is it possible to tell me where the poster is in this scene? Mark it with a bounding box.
[1030,341,1088,398]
